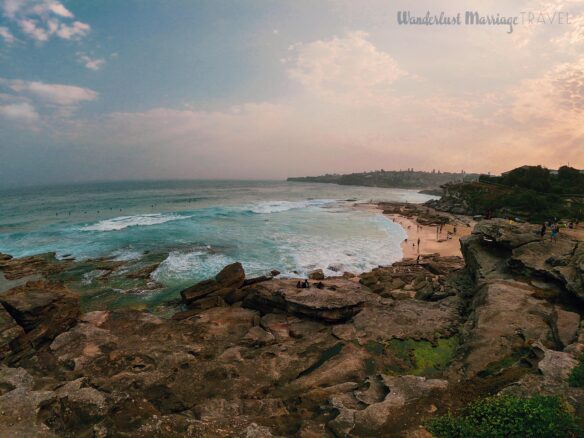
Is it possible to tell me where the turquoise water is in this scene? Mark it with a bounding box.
[0,180,434,307]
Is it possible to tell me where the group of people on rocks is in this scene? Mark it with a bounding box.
[296,280,325,289]
[540,219,579,243]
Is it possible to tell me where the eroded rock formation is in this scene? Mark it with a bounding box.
[0,219,582,436]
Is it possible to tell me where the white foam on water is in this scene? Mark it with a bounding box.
[81,269,110,285]
[110,248,143,261]
[152,250,233,283]
[82,213,190,232]
[249,199,336,214]
[276,214,405,277]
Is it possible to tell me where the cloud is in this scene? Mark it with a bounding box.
[0,101,39,122]
[76,53,106,71]
[0,78,98,106]
[3,26,583,184]
[286,31,406,104]
[0,25,15,43]
[1,0,90,42]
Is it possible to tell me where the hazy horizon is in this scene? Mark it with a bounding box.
[1,0,583,187]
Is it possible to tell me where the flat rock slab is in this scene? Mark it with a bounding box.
[352,296,461,343]
[460,280,553,379]
[473,219,541,249]
[243,279,376,322]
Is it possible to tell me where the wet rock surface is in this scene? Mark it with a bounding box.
[0,218,582,436]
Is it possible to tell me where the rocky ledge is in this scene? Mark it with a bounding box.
[0,219,582,437]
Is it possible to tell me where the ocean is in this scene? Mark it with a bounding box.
[0,180,435,310]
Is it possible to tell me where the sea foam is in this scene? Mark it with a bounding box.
[82,213,190,232]
[249,199,336,214]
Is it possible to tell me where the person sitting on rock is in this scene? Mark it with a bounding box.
[296,281,302,289]
[303,279,310,288]
[316,281,324,289]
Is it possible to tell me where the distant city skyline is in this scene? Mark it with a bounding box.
[1,0,583,187]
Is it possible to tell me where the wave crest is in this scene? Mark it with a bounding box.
[249,199,336,214]
[82,213,190,232]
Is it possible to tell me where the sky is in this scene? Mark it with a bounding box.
[0,0,583,186]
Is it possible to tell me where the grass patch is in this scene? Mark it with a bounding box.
[387,336,458,376]
[568,354,584,388]
[427,394,582,438]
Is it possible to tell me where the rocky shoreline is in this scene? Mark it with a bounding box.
[0,212,583,436]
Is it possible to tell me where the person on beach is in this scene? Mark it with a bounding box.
[296,281,302,289]
[540,223,546,240]
[303,279,310,288]
[316,282,324,289]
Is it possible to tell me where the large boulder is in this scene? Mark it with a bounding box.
[0,281,80,361]
[180,263,245,306]
[243,279,373,322]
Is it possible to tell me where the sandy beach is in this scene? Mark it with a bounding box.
[355,203,476,259]
[386,214,474,259]
[354,202,475,259]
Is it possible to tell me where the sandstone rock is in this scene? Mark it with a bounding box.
[294,343,368,390]
[243,279,373,322]
[460,233,509,282]
[242,326,276,347]
[0,281,80,362]
[242,275,272,287]
[537,346,578,381]
[242,423,274,438]
[0,305,25,360]
[180,279,223,303]
[0,366,56,436]
[328,375,448,436]
[216,262,246,288]
[308,269,325,280]
[460,280,553,378]
[40,378,109,433]
[260,314,290,341]
[181,262,245,306]
[0,365,35,394]
[472,219,541,250]
[554,308,580,348]
[0,281,79,334]
[352,297,461,343]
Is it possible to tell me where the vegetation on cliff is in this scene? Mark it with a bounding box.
[430,165,584,221]
[481,165,584,195]
[427,395,581,438]
[288,169,479,189]
[568,354,584,388]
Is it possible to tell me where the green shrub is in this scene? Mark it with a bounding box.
[568,354,584,388]
[427,394,581,438]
